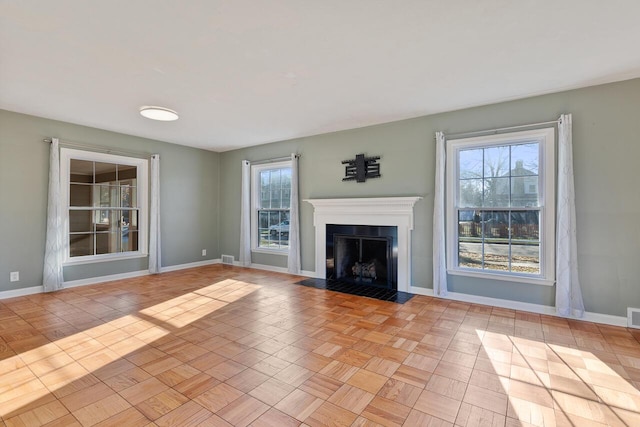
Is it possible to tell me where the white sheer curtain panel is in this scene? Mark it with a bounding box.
[239,160,252,266]
[287,154,301,274]
[556,114,585,317]
[149,154,162,274]
[433,131,448,296]
[43,138,64,292]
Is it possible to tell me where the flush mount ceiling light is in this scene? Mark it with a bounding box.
[139,106,179,121]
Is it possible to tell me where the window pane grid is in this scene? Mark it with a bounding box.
[68,156,141,258]
[256,166,292,250]
[457,207,541,275]
[459,143,540,209]
[456,141,541,276]
[449,129,554,284]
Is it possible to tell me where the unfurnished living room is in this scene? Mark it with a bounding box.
[1,1,640,426]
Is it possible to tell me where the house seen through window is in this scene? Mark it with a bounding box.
[446,128,555,284]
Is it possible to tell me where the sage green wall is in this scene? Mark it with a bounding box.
[219,78,640,317]
[2,79,638,317]
[0,110,220,289]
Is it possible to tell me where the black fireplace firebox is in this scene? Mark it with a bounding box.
[326,224,398,290]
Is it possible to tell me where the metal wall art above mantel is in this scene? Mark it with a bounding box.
[342,154,381,182]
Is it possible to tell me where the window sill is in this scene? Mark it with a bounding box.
[63,252,148,266]
[447,268,554,286]
[251,248,289,256]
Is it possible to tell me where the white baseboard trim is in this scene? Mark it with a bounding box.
[408,285,627,327]
[64,270,151,289]
[0,286,44,299]
[1,266,626,328]
[159,259,219,273]
[581,311,628,328]
[0,259,222,300]
[66,259,220,288]
[302,269,318,278]
[239,262,315,278]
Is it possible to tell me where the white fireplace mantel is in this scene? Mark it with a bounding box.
[304,197,422,292]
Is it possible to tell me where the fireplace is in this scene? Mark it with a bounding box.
[305,197,421,293]
[326,224,398,289]
[326,224,397,290]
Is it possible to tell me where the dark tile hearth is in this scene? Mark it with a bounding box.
[296,278,415,303]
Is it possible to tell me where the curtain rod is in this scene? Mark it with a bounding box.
[43,138,152,159]
[251,154,300,165]
[443,119,559,140]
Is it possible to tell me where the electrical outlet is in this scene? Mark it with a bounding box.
[201,249,207,256]
[10,271,19,282]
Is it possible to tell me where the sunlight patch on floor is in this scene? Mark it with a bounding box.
[475,328,640,426]
[0,279,259,418]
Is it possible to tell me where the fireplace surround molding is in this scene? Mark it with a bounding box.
[304,197,422,292]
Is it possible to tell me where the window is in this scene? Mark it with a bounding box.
[61,148,148,263]
[251,161,292,252]
[446,128,555,285]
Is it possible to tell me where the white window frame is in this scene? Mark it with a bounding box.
[251,160,292,255]
[60,148,148,265]
[446,128,555,286]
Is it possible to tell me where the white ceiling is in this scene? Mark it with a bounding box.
[1,1,639,152]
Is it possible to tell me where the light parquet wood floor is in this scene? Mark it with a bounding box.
[1,265,639,426]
